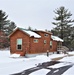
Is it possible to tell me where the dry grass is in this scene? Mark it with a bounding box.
[52,54,74,61]
[52,57,64,61]
[67,54,74,56]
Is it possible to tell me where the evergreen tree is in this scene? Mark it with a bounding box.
[52,6,74,39]
[70,26,74,49]
[0,10,9,48]
[0,10,9,31]
[52,6,74,48]
[7,21,16,35]
[71,39,74,50]
[28,26,32,30]
[0,10,16,48]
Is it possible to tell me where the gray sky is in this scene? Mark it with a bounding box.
[0,0,74,30]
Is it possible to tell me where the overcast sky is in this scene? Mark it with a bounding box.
[0,0,74,30]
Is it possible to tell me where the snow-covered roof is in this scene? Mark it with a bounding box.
[51,35,64,42]
[20,28,41,38]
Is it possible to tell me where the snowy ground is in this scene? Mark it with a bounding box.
[0,50,74,75]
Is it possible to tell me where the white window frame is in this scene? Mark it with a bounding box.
[17,39,22,50]
[50,41,52,48]
[44,40,46,44]
[45,34,48,37]
[33,39,38,43]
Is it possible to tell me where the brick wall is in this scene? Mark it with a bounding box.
[10,29,58,56]
[30,31,51,53]
[10,29,30,55]
[50,40,57,52]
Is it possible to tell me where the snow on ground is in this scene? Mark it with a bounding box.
[62,66,74,75]
[68,51,74,55]
[29,69,50,75]
[0,50,74,75]
[48,62,71,68]
[0,50,51,75]
[10,53,20,58]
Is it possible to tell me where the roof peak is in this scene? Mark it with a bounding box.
[18,27,30,31]
[18,27,41,38]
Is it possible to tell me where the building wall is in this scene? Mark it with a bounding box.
[31,31,51,53]
[29,37,44,54]
[10,29,58,56]
[50,40,57,52]
[10,29,30,56]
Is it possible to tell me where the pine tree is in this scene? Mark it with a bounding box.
[52,6,74,39]
[52,6,74,48]
[7,21,16,35]
[0,10,9,48]
[0,10,17,48]
[28,26,32,30]
[0,10,9,31]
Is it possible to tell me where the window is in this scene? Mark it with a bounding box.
[17,45,21,49]
[44,40,46,44]
[45,34,48,37]
[17,39,22,50]
[50,41,52,48]
[34,39,38,43]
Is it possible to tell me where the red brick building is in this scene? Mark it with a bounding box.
[9,28,63,56]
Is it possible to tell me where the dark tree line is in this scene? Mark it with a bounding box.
[1,7,74,50]
[51,6,74,50]
[0,10,16,48]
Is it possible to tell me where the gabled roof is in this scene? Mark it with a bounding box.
[51,35,64,42]
[33,30,52,35]
[19,28,41,38]
[9,27,41,38]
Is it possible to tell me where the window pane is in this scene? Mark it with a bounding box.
[50,41,52,48]
[45,34,48,37]
[17,45,21,49]
[50,41,52,46]
[50,45,52,48]
[17,39,22,45]
[34,39,38,43]
[44,40,46,44]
